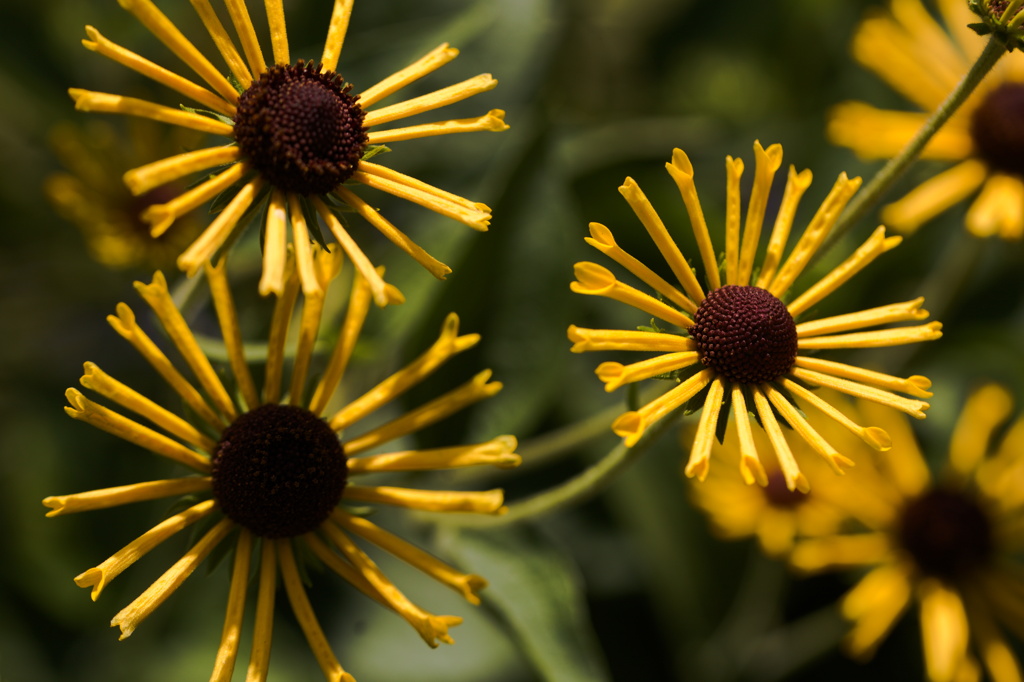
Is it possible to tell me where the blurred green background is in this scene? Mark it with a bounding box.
[4,0,1024,680]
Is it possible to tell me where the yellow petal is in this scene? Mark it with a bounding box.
[731,385,767,487]
[779,378,893,452]
[43,477,210,517]
[348,435,520,473]
[367,109,508,144]
[611,369,714,447]
[793,356,933,399]
[124,145,240,197]
[362,74,498,128]
[828,101,973,161]
[724,155,744,285]
[259,190,289,297]
[210,529,254,682]
[665,148,720,290]
[360,43,460,108]
[265,0,289,66]
[883,160,987,234]
[189,0,252,88]
[571,262,692,329]
[595,351,699,392]
[205,259,260,411]
[738,141,783,286]
[69,89,233,136]
[840,564,912,659]
[966,174,1024,240]
[683,378,726,481]
[752,387,809,493]
[246,537,278,682]
[344,485,506,514]
[950,384,1014,479]
[919,579,970,682]
[790,533,893,573]
[796,297,929,337]
[567,325,694,353]
[223,0,266,76]
[797,322,943,349]
[177,178,263,277]
[789,366,929,419]
[755,165,813,289]
[764,384,854,474]
[352,164,490,231]
[320,0,355,73]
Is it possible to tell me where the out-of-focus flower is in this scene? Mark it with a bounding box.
[830,0,1024,238]
[44,250,519,681]
[792,385,1024,682]
[45,119,201,269]
[569,141,941,492]
[73,0,508,302]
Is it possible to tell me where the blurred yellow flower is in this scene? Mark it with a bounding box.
[43,251,519,681]
[569,141,941,493]
[830,0,1024,238]
[73,0,508,303]
[791,385,1024,682]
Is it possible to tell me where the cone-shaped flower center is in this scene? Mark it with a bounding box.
[234,61,368,196]
[689,285,798,384]
[212,404,347,538]
[897,488,994,582]
[970,82,1024,178]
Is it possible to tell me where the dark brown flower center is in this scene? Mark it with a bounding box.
[233,61,367,196]
[212,404,347,538]
[897,488,994,582]
[763,471,807,508]
[688,285,798,384]
[970,82,1024,178]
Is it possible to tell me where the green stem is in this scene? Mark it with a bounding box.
[446,406,681,527]
[822,35,1006,252]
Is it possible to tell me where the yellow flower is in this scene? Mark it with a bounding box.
[791,385,1024,682]
[687,393,867,557]
[829,0,1024,239]
[568,141,941,492]
[44,119,203,269]
[44,250,520,682]
[73,0,508,302]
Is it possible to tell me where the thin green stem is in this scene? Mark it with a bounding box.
[444,406,682,527]
[822,35,1006,253]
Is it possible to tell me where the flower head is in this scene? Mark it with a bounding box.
[569,142,941,492]
[73,0,508,302]
[44,251,519,681]
[830,0,1024,238]
[790,385,1024,682]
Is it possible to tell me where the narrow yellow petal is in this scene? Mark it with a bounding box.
[335,510,488,605]
[595,351,699,392]
[210,529,253,682]
[790,533,893,573]
[919,579,971,682]
[786,226,901,318]
[263,263,300,405]
[309,267,375,416]
[277,540,352,682]
[567,325,695,353]
[752,387,809,493]
[764,384,854,474]
[303,532,390,608]
[584,222,694,313]
[320,519,463,646]
[731,385,767,487]
[178,178,263,276]
[768,173,862,298]
[259,190,289,297]
[313,197,392,307]
[367,109,508,144]
[320,0,355,73]
[882,160,987,234]
[265,0,289,65]
[245,538,277,682]
[284,194,322,297]
[118,0,240,103]
[110,516,233,640]
[75,499,216,601]
[288,259,334,406]
[619,177,705,303]
[343,369,502,454]
[351,168,490,231]
[356,160,484,212]
[841,564,912,659]
[611,369,714,447]
[124,145,240,197]
[329,313,479,430]
[43,477,211,517]
[107,302,224,429]
[966,174,1024,240]
[142,163,247,238]
[570,262,693,329]
[797,322,943,349]
[738,141,783,286]
[950,384,1014,479]
[724,156,744,285]
[964,592,1024,682]
[359,43,460,108]
[779,378,893,452]
[65,388,211,472]
[134,272,238,420]
[755,165,813,288]
[189,0,253,88]
[665,148,720,290]
[206,259,261,411]
[362,74,499,128]
[79,361,216,451]
[344,485,506,515]
[69,89,234,137]
[334,186,452,279]
[348,435,521,473]
[683,378,726,481]
[859,399,932,497]
[789,366,929,419]
[828,101,973,161]
[82,25,234,117]
[796,297,929,337]
[793,356,933,399]
[224,0,266,76]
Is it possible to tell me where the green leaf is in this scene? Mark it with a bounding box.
[439,524,611,682]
